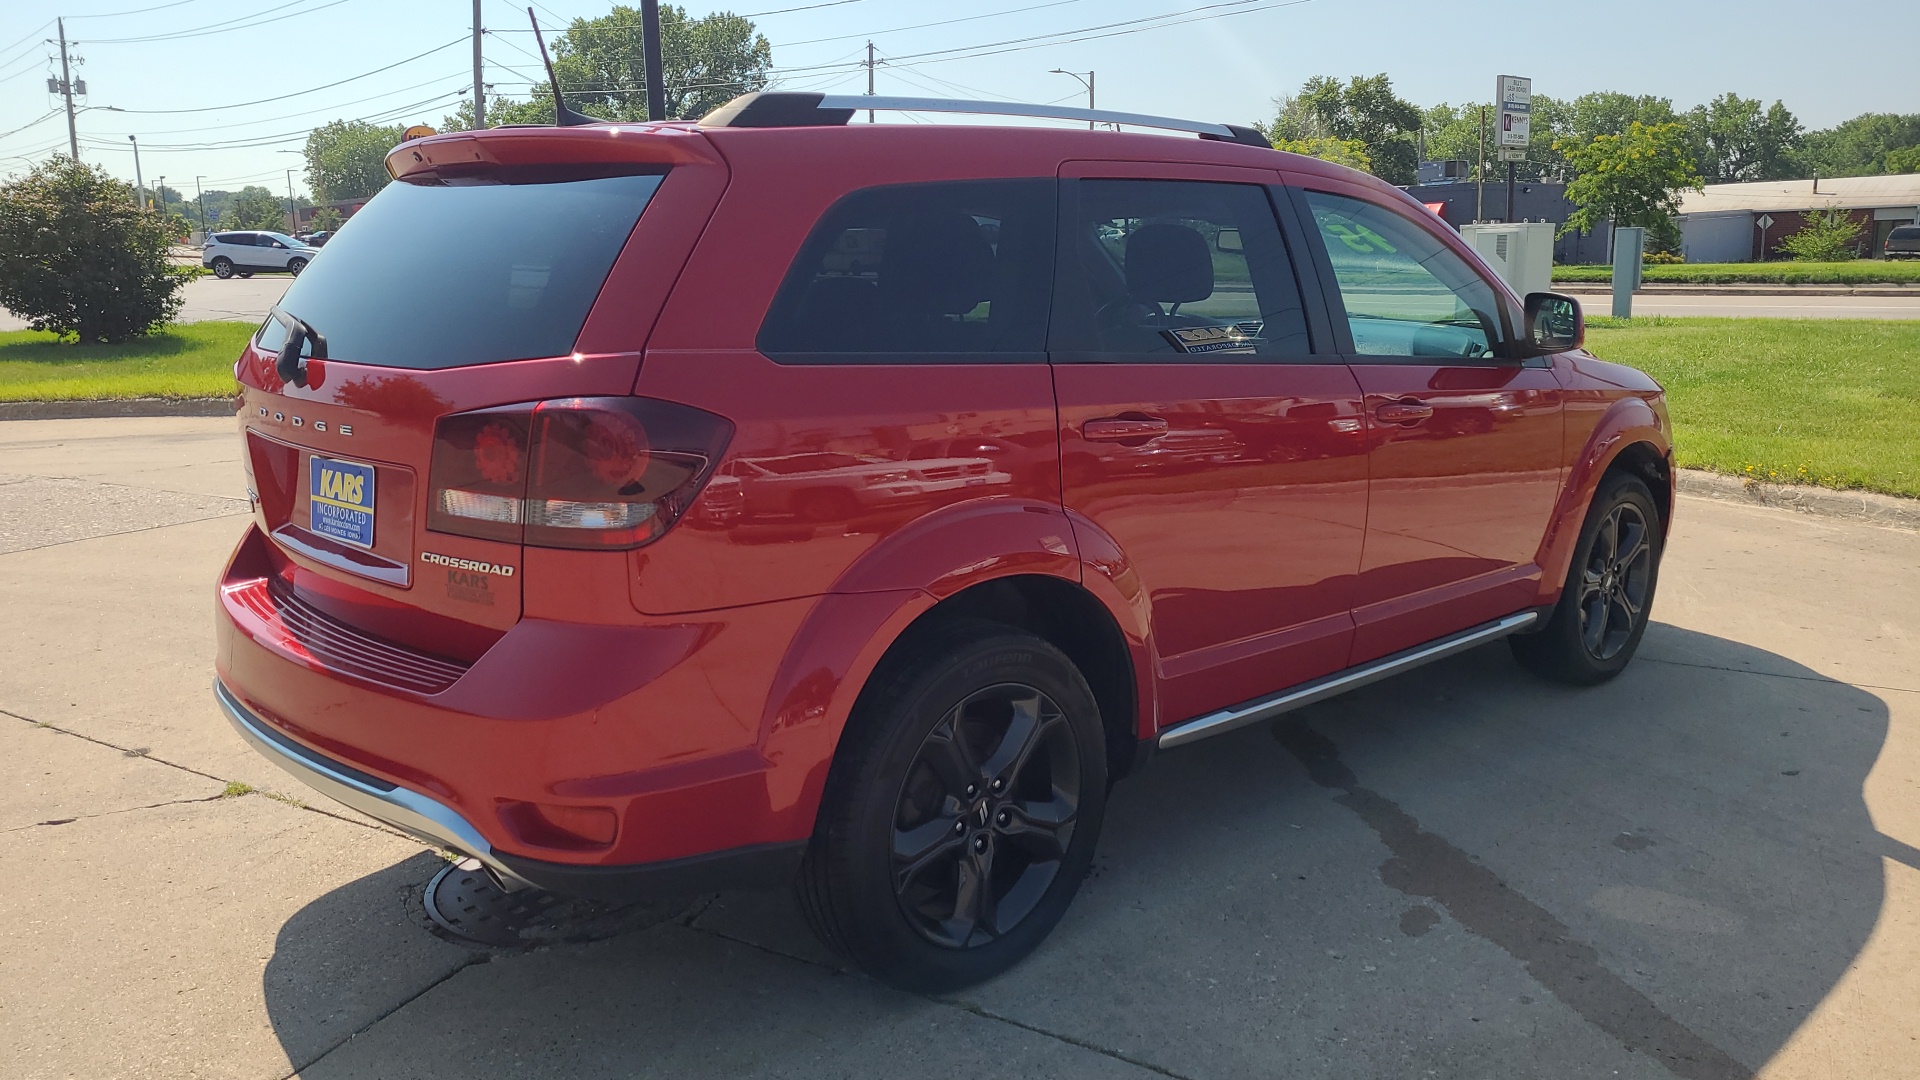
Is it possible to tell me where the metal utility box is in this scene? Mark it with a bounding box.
[1461,222,1555,298]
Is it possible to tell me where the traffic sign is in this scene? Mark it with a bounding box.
[1498,147,1528,162]
[1756,214,1775,230]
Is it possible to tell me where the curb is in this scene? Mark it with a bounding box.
[0,398,234,421]
[1555,283,1919,297]
[1677,469,1920,530]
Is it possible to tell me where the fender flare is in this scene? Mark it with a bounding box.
[1534,395,1671,605]
[752,498,1157,835]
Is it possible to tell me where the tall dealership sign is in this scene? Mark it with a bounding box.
[1497,74,1531,222]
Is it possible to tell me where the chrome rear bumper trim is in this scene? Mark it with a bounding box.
[1156,612,1539,750]
[214,680,533,890]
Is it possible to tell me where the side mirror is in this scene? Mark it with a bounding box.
[1523,292,1584,354]
[1215,227,1243,254]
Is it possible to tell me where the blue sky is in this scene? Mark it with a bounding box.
[1,0,1915,195]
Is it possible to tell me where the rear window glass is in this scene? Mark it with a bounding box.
[756,179,1055,362]
[269,173,665,369]
[1891,226,1920,241]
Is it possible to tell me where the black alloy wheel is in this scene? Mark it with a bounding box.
[891,682,1081,949]
[1510,471,1663,685]
[797,619,1108,992]
[1576,502,1653,661]
[211,257,234,279]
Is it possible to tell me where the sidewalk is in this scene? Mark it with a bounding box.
[1556,281,1920,297]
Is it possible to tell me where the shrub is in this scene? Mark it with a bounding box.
[0,158,192,344]
[1644,251,1685,264]
[1775,206,1865,262]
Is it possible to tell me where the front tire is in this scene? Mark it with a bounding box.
[287,257,308,276]
[797,619,1108,992]
[210,257,234,279]
[1510,472,1663,685]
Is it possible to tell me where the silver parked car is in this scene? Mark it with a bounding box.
[202,231,315,279]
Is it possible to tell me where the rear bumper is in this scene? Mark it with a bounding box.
[215,678,535,890]
[214,524,825,890]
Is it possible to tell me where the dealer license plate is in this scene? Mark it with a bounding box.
[308,456,376,548]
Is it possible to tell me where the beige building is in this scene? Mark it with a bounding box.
[1677,174,1920,262]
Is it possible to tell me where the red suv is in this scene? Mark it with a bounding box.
[215,93,1672,991]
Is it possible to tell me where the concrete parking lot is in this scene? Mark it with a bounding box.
[2,416,1916,1079]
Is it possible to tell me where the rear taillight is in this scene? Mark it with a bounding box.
[428,397,731,550]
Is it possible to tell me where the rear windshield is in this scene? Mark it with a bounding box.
[266,173,665,369]
[1891,226,1920,241]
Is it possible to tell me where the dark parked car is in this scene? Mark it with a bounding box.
[215,92,1672,992]
[1885,224,1920,260]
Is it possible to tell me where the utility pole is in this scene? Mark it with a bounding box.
[195,175,207,238]
[285,169,297,234]
[471,0,486,128]
[1049,70,1095,129]
[1475,105,1486,222]
[157,175,166,215]
[128,136,144,209]
[865,41,876,123]
[57,19,79,160]
[640,0,665,122]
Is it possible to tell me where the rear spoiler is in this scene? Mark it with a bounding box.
[386,124,718,183]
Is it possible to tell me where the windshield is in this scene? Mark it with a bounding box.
[267,172,666,369]
[264,232,304,247]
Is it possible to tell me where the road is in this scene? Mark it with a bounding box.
[0,275,293,333]
[2,417,1918,1079]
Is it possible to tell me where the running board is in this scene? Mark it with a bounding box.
[1155,612,1540,750]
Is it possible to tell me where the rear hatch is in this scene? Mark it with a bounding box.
[235,124,729,661]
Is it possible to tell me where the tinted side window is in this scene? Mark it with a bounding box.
[757,179,1054,361]
[1891,226,1920,241]
[1303,190,1504,360]
[1051,179,1312,361]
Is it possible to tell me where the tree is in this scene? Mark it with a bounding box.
[1797,113,1920,177]
[303,119,405,202]
[307,206,344,233]
[1419,96,1568,183]
[549,5,771,122]
[1557,121,1704,241]
[1684,94,1802,183]
[1889,145,1920,174]
[221,186,286,230]
[1775,206,1865,261]
[1259,74,1422,185]
[1269,136,1371,172]
[1563,92,1678,144]
[0,159,192,343]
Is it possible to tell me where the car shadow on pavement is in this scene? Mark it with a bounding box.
[262,623,1900,1079]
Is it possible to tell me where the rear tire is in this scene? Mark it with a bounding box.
[211,257,234,279]
[287,257,308,276]
[1510,472,1663,685]
[797,619,1108,992]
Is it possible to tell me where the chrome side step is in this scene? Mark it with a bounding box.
[1156,612,1540,750]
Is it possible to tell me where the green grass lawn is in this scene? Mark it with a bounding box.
[1555,261,1920,285]
[0,321,251,401]
[1586,317,1920,498]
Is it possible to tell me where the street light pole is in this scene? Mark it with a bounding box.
[128,135,145,209]
[1049,69,1095,129]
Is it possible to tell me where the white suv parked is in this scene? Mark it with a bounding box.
[202,231,315,279]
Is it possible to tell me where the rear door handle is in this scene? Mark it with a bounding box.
[1083,416,1170,441]
[1374,401,1434,425]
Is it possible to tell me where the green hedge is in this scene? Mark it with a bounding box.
[1554,262,1920,285]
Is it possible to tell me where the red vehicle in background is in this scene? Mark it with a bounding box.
[215,93,1671,991]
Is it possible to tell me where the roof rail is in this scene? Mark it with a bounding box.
[698,92,1271,148]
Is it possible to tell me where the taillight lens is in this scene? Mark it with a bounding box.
[427,397,732,550]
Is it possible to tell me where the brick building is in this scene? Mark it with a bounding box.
[1677,175,1920,262]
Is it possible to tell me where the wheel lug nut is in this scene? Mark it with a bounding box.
[964,784,978,799]
[996,810,1011,826]
[973,836,988,853]
[953,820,966,834]
[990,778,1005,792]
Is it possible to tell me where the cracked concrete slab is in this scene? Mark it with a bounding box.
[0,795,470,1080]
[292,920,1168,1080]
[0,417,246,500]
[0,718,225,831]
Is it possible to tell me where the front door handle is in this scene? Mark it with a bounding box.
[1084,416,1170,442]
[1374,401,1434,425]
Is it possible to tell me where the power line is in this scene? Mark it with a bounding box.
[78,0,354,44]
[67,0,216,19]
[780,0,1091,49]
[104,36,466,114]
[78,88,465,151]
[86,69,471,136]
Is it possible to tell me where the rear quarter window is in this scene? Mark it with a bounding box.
[756,179,1055,363]
[270,172,666,369]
